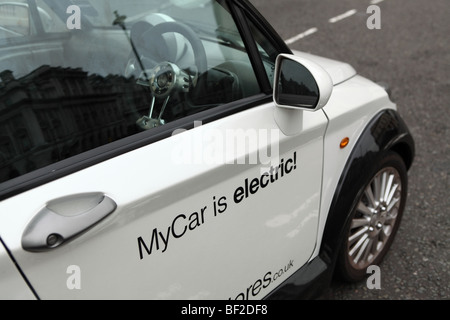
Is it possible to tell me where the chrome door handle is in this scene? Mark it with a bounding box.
[22,193,116,252]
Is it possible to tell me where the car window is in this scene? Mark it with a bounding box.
[0,0,261,185]
[35,0,68,33]
[246,17,278,88]
[0,0,31,38]
[0,0,66,38]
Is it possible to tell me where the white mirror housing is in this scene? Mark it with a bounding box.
[274,54,333,112]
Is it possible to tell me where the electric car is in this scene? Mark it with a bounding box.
[0,0,414,299]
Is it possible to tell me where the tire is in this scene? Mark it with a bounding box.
[336,152,408,282]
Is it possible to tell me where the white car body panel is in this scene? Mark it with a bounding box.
[316,76,397,259]
[0,100,328,299]
[288,51,396,260]
[292,50,357,85]
[0,242,35,299]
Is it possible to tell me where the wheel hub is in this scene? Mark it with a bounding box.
[368,202,389,236]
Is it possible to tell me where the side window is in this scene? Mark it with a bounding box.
[0,0,262,185]
[0,0,66,38]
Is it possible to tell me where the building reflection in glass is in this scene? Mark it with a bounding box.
[0,66,152,183]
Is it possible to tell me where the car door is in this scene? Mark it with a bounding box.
[0,0,328,299]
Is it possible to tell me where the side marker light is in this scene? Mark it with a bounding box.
[340,137,350,149]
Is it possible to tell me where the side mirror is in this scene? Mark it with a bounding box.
[273,54,333,111]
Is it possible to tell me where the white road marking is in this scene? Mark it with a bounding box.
[328,9,357,23]
[284,5,366,45]
[370,0,384,4]
[285,27,318,45]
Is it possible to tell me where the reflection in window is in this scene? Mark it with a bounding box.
[277,59,319,108]
[0,66,153,183]
[0,0,263,184]
[0,1,30,38]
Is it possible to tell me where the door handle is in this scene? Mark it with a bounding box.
[22,193,117,252]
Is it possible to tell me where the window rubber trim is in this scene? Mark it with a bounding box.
[228,1,272,94]
[232,0,292,56]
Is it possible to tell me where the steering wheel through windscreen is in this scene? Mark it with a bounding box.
[130,21,208,129]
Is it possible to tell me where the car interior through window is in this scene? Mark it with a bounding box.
[0,0,265,185]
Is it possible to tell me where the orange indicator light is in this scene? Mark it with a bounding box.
[340,137,350,149]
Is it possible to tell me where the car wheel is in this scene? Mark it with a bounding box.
[336,152,408,282]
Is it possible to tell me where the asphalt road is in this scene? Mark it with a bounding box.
[249,0,449,300]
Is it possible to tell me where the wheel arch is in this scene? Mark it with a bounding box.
[319,109,415,274]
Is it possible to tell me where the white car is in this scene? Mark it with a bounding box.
[0,0,414,300]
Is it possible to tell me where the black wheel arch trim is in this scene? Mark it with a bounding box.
[319,109,415,271]
[265,109,415,299]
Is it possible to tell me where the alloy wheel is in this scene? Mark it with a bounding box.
[347,166,403,270]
